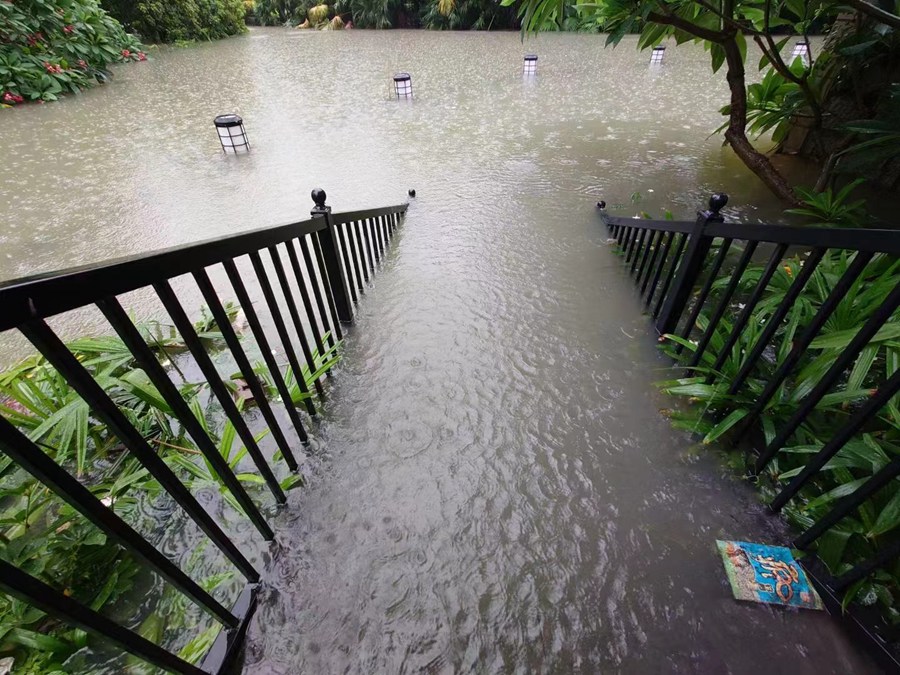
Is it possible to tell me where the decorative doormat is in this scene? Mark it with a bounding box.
[717,540,824,610]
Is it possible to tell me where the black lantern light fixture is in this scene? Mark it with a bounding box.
[213,114,250,154]
[523,54,538,76]
[650,45,665,64]
[393,73,413,99]
[791,40,810,66]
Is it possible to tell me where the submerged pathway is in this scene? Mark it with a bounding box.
[243,193,877,674]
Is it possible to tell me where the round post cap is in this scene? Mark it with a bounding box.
[311,188,327,207]
[709,193,729,214]
[214,113,243,127]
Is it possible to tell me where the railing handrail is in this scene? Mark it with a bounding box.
[600,193,900,671]
[0,203,408,332]
[600,211,900,255]
[0,189,408,675]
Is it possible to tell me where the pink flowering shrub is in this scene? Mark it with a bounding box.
[1,0,146,106]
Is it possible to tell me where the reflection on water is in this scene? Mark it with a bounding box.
[0,29,876,674]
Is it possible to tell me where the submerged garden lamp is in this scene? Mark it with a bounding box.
[650,46,665,64]
[792,40,810,65]
[214,114,250,154]
[393,73,413,99]
[523,54,538,75]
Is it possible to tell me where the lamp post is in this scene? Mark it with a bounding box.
[213,114,250,154]
[792,40,810,66]
[393,73,413,99]
[523,54,538,76]
[650,46,665,64]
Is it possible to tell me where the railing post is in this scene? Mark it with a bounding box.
[655,193,727,335]
[311,188,354,324]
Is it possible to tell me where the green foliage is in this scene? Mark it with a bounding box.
[250,0,308,25]
[786,178,868,227]
[655,248,900,623]
[0,0,144,106]
[333,0,397,28]
[716,64,806,144]
[102,0,246,43]
[0,311,336,671]
[833,84,900,181]
[420,0,517,30]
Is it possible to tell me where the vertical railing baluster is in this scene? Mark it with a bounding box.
[634,230,658,283]
[345,220,366,294]
[726,248,825,392]
[382,214,391,246]
[620,226,634,253]
[361,218,377,271]
[629,229,648,272]
[299,234,338,346]
[772,368,900,512]
[740,251,874,432]
[157,278,297,488]
[756,282,900,472]
[639,230,665,295]
[335,222,358,304]
[707,243,789,378]
[267,246,326,396]
[0,415,239,628]
[285,241,327,361]
[369,217,382,264]
[248,251,317,417]
[99,296,281,532]
[354,220,371,284]
[0,559,206,675]
[19,319,259,583]
[686,241,759,368]
[376,215,387,256]
[223,259,310,442]
[834,539,900,591]
[656,195,726,334]
[675,238,733,353]
[652,233,689,319]
[645,231,675,306]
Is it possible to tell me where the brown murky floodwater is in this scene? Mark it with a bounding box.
[0,29,880,674]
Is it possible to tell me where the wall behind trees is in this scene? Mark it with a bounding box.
[101,0,247,43]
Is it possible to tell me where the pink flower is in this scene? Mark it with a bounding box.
[121,49,131,58]
[137,52,146,61]
[77,59,88,69]
[63,25,75,34]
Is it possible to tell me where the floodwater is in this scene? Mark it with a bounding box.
[0,29,879,674]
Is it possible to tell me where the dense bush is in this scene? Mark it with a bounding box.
[0,0,144,106]
[102,0,247,43]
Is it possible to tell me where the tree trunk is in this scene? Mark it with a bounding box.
[721,36,801,206]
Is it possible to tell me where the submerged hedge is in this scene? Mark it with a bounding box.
[1,0,144,106]
[101,0,246,43]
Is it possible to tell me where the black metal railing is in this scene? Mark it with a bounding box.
[0,189,407,674]
[600,195,900,669]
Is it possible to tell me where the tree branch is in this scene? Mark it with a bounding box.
[691,0,761,35]
[647,6,726,43]
[845,0,900,30]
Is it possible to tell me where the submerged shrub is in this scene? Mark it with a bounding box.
[0,0,144,106]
